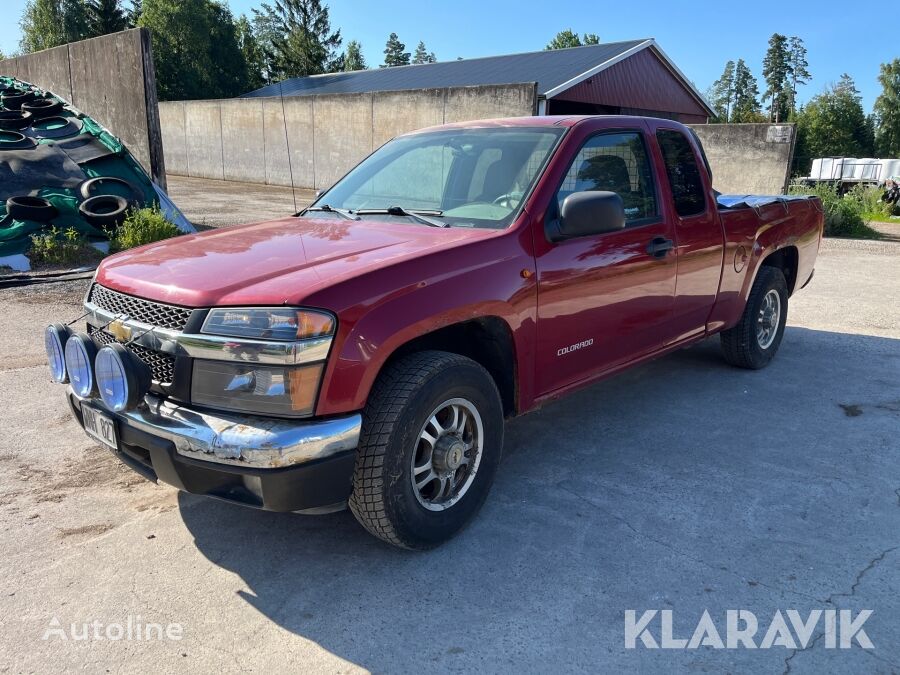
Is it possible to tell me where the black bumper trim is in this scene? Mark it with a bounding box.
[69,394,356,512]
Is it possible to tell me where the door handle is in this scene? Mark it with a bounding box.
[646,237,674,259]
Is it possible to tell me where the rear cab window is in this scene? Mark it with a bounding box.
[556,131,658,226]
[656,129,707,218]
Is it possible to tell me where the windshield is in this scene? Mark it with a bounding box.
[308,126,565,229]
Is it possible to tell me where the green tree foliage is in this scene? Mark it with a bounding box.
[382,33,409,67]
[545,29,600,49]
[254,0,342,80]
[86,0,127,36]
[762,33,791,122]
[139,0,249,100]
[731,59,764,123]
[235,14,266,90]
[19,0,87,52]
[874,59,900,157]
[708,60,735,122]
[125,0,141,26]
[412,40,436,64]
[786,36,810,115]
[344,40,366,71]
[793,75,874,175]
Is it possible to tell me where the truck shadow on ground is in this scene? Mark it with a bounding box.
[177,326,900,671]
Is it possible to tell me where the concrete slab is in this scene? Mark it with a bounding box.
[220,99,265,183]
[313,93,374,190]
[184,100,224,181]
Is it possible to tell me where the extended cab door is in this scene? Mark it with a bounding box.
[532,121,678,396]
[649,123,726,343]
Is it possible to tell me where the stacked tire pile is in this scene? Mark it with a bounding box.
[0,76,179,268]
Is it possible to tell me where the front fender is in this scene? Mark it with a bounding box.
[312,242,536,416]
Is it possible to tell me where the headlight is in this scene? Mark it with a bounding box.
[44,323,72,383]
[95,344,152,412]
[65,333,98,398]
[191,360,323,417]
[202,308,335,341]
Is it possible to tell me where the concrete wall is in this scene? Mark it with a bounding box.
[160,83,537,190]
[0,28,166,188]
[689,123,795,195]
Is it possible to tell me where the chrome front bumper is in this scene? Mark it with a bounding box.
[78,392,361,469]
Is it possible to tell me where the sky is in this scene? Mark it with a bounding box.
[0,0,893,111]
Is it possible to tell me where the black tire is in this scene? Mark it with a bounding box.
[21,98,63,119]
[6,196,58,222]
[720,266,788,369]
[1,90,36,110]
[0,110,33,130]
[0,131,35,150]
[78,194,129,229]
[30,115,80,139]
[79,176,141,202]
[349,350,504,550]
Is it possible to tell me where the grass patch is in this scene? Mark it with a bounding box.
[110,206,182,252]
[789,183,883,239]
[28,227,103,266]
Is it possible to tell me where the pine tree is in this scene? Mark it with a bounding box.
[86,0,128,37]
[254,0,342,80]
[344,40,366,71]
[382,32,409,67]
[762,33,791,122]
[709,60,736,122]
[786,36,810,116]
[412,40,435,64]
[731,59,764,123]
[874,59,900,157]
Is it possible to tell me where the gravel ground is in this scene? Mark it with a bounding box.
[166,175,316,228]
[0,234,897,674]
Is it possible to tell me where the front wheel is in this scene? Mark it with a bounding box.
[348,351,504,549]
[720,266,788,369]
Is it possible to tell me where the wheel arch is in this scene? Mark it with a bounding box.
[758,245,799,295]
[380,317,518,418]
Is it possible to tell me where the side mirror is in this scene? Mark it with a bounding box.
[547,191,626,242]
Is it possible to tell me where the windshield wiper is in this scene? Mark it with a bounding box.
[356,206,448,228]
[304,204,359,221]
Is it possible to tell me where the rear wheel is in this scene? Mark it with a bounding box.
[349,350,503,549]
[720,266,788,369]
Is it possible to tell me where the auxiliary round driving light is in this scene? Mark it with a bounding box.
[64,332,98,398]
[95,343,151,412]
[44,323,72,383]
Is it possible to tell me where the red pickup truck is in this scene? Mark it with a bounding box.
[45,116,823,549]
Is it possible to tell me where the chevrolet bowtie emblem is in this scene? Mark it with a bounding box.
[108,320,132,342]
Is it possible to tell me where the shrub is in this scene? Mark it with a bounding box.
[788,182,882,239]
[111,206,181,252]
[29,226,102,266]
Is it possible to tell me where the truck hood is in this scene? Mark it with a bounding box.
[96,215,494,308]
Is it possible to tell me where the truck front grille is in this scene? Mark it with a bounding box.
[91,329,176,385]
[88,284,193,331]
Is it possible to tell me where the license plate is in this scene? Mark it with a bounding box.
[82,405,118,450]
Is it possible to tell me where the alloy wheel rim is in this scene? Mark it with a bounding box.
[411,397,483,511]
[756,289,781,350]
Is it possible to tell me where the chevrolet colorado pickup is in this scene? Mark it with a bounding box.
[44,116,823,549]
